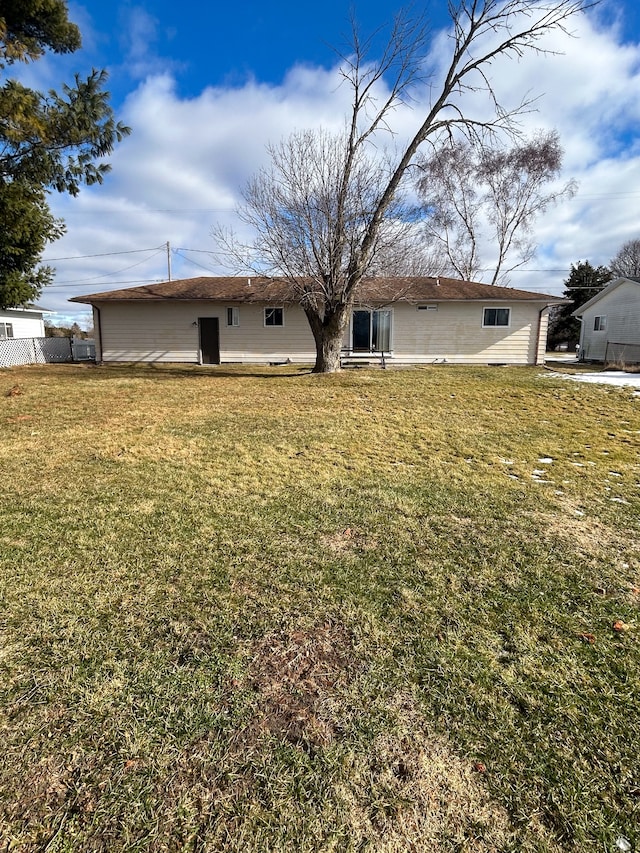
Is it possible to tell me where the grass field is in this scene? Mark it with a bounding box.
[1,363,638,852]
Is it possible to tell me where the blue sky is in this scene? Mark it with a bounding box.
[71,1,456,95]
[14,0,640,323]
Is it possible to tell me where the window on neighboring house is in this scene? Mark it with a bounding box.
[264,307,284,326]
[483,307,510,327]
[226,307,239,327]
[0,322,14,339]
[594,315,607,331]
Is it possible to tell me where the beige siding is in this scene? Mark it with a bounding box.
[579,280,640,362]
[381,302,545,364]
[221,303,317,361]
[96,301,317,364]
[95,298,548,365]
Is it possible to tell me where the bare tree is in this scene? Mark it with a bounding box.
[215,1,592,373]
[416,131,577,285]
[414,142,483,282]
[610,238,640,278]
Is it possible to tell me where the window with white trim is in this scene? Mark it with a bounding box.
[483,307,510,328]
[0,322,13,339]
[226,307,239,327]
[264,307,284,327]
[594,315,607,331]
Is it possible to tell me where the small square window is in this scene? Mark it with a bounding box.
[594,315,607,331]
[483,307,510,327]
[0,322,13,339]
[264,307,284,327]
[226,307,239,327]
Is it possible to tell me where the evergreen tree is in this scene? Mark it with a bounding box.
[0,0,130,308]
[547,261,612,350]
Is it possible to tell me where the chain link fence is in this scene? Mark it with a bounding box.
[604,341,640,367]
[0,337,96,369]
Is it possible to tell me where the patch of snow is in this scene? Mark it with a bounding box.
[538,457,553,464]
[543,371,640,388]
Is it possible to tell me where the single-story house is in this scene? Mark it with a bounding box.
[573,276,640,363]
[70,276,566,366]
[0,305,48,340]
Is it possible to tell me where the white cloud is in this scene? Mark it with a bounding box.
[35,5,640,323]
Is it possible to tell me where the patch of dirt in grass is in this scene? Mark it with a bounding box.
[245,620,358,747]
[149,632,544,851]
[536,505,619,555]
[0,750,98,847]
[334,693,557,853]
[321,528,378,554]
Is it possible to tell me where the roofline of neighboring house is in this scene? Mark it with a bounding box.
[0,304,53,314]
[572,276,640,317]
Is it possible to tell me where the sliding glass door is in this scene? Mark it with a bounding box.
[352,310,391,352]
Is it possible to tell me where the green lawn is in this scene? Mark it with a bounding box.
[1,363,638,852]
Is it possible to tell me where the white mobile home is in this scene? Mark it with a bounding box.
[0,305,47,340]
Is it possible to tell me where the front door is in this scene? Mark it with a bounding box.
[199,317,220,364]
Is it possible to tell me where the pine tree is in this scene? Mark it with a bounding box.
[0,0,130,308]
[547,261,612,350]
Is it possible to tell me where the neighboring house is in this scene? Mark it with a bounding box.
[573,276,640,363]
[70,276,565,366]
[0,305,47,340]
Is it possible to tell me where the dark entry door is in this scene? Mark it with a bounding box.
[352,310,371,351]
[199,317,220,364]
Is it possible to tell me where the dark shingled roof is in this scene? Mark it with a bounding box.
[69,275,564,305]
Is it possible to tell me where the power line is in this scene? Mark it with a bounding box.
[54,207,236,218]
[173,249,219,274]
[45,245,583,277]
[47,250,166,286]
[42,244,166,262]
[45,278,163,290]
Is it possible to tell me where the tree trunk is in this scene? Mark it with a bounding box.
[305,304,350,373]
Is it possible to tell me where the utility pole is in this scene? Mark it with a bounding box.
[166,241,172,281]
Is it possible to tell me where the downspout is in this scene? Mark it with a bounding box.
[576,316,584,361]
[93,304,103,363]
[534,305,549,366]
